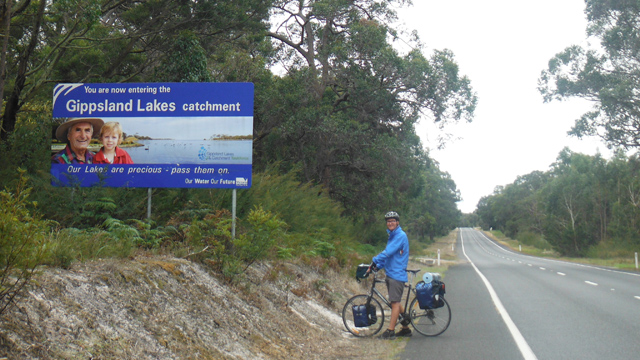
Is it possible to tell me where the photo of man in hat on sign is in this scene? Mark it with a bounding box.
[51,118,104,164]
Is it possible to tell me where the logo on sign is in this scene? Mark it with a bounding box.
[236,178,248,187]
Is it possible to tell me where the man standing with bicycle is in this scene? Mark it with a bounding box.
[370,211,411,339]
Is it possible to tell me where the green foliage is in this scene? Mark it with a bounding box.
[181,207,287,283]
[182,210,231,261]
[404,162,462,242]
[236,206,287,265]
[0,103,52,177]
[103,217,141,241]
[102,218,174,249]
[0,170,50,315]
[29,185,150,229]
[276,246,295,259]
[585,240,638,259]
[156,31,212,82]
[477,148,640,257]
[81,197,118,226]
[239,165,355,241]
[538,0,640,149]
[260,0,475,223]
[517,231,552,251]
[0,1,468,280]
[45,227,136,268]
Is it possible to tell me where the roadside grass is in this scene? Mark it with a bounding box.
[482,230,557,258]
[409,229,459,283]
[483,229,639,272]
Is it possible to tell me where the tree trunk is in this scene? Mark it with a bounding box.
[0,0,13,123]
[0,0,44,142]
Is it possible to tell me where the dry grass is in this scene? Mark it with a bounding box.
[410,229,459,282]
[483,229,639,272]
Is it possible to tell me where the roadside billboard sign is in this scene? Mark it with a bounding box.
[51,82,253,188]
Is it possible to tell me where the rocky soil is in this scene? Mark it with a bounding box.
[0,256,407,359]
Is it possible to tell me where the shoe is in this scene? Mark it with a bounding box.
[400,317,411,327]
[378,329,396,340]
[396,327,412,337]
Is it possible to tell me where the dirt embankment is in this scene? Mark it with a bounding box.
[0,257,400,359]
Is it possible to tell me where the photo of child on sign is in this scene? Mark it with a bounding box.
[94,122,134,164]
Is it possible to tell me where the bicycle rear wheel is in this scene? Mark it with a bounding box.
[409,296,451,336]
[341,294,385,337]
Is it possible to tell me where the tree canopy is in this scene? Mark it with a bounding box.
[0,0,474,244]
[261,0,475,224]
[538,0,640,149]
[477,148,640,256]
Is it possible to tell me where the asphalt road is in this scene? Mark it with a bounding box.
[402,228,640,360]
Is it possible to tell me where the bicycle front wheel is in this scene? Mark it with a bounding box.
[409,296,451,336]
[341,294,385,337]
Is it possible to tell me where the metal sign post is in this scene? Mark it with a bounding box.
[147,188,152,220]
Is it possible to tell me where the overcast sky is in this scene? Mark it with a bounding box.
[396,0,610,213]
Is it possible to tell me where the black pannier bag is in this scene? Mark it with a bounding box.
[352,303,377,327]
[415,281,435,309]
[352,305,369,327]
[432,280,446,308]
[366,303,377,325]
[416,280,446,309]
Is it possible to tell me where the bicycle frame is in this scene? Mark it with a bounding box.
[343,267,451,337]
[366,269,419,322]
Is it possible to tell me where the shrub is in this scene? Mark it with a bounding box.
[517,231,552,250]
[183,207,287,282]
[585,240,637,259]
[45,226,137,268]
[0,169,50,315]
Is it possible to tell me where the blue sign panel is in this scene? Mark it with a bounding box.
[51,82,253,189]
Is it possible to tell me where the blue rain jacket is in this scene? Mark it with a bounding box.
[372,225,409,282]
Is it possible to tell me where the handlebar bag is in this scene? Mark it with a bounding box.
[355,264,370,281]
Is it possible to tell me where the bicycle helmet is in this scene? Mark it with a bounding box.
[384,211,399,221]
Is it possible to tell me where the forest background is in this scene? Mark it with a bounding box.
[477,0,640,262]
[0,0,476,316]
[2,0,640,318]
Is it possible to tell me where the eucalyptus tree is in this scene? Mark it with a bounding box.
[406,164,461,242]
[538,0,640,149]
[476,146,640,256]
[261,0,476,219]
[476,193,499,231]
[595,150,640,247]
[0,0,272,142]
[542,149,603,256]
[476,170,552,237]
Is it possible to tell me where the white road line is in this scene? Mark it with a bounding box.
[557,272,566,276]
[539,267,546,270]
[634,296,640,300]
[585,281,598,286]
[461,232,538,360]
[476,231,640,279]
